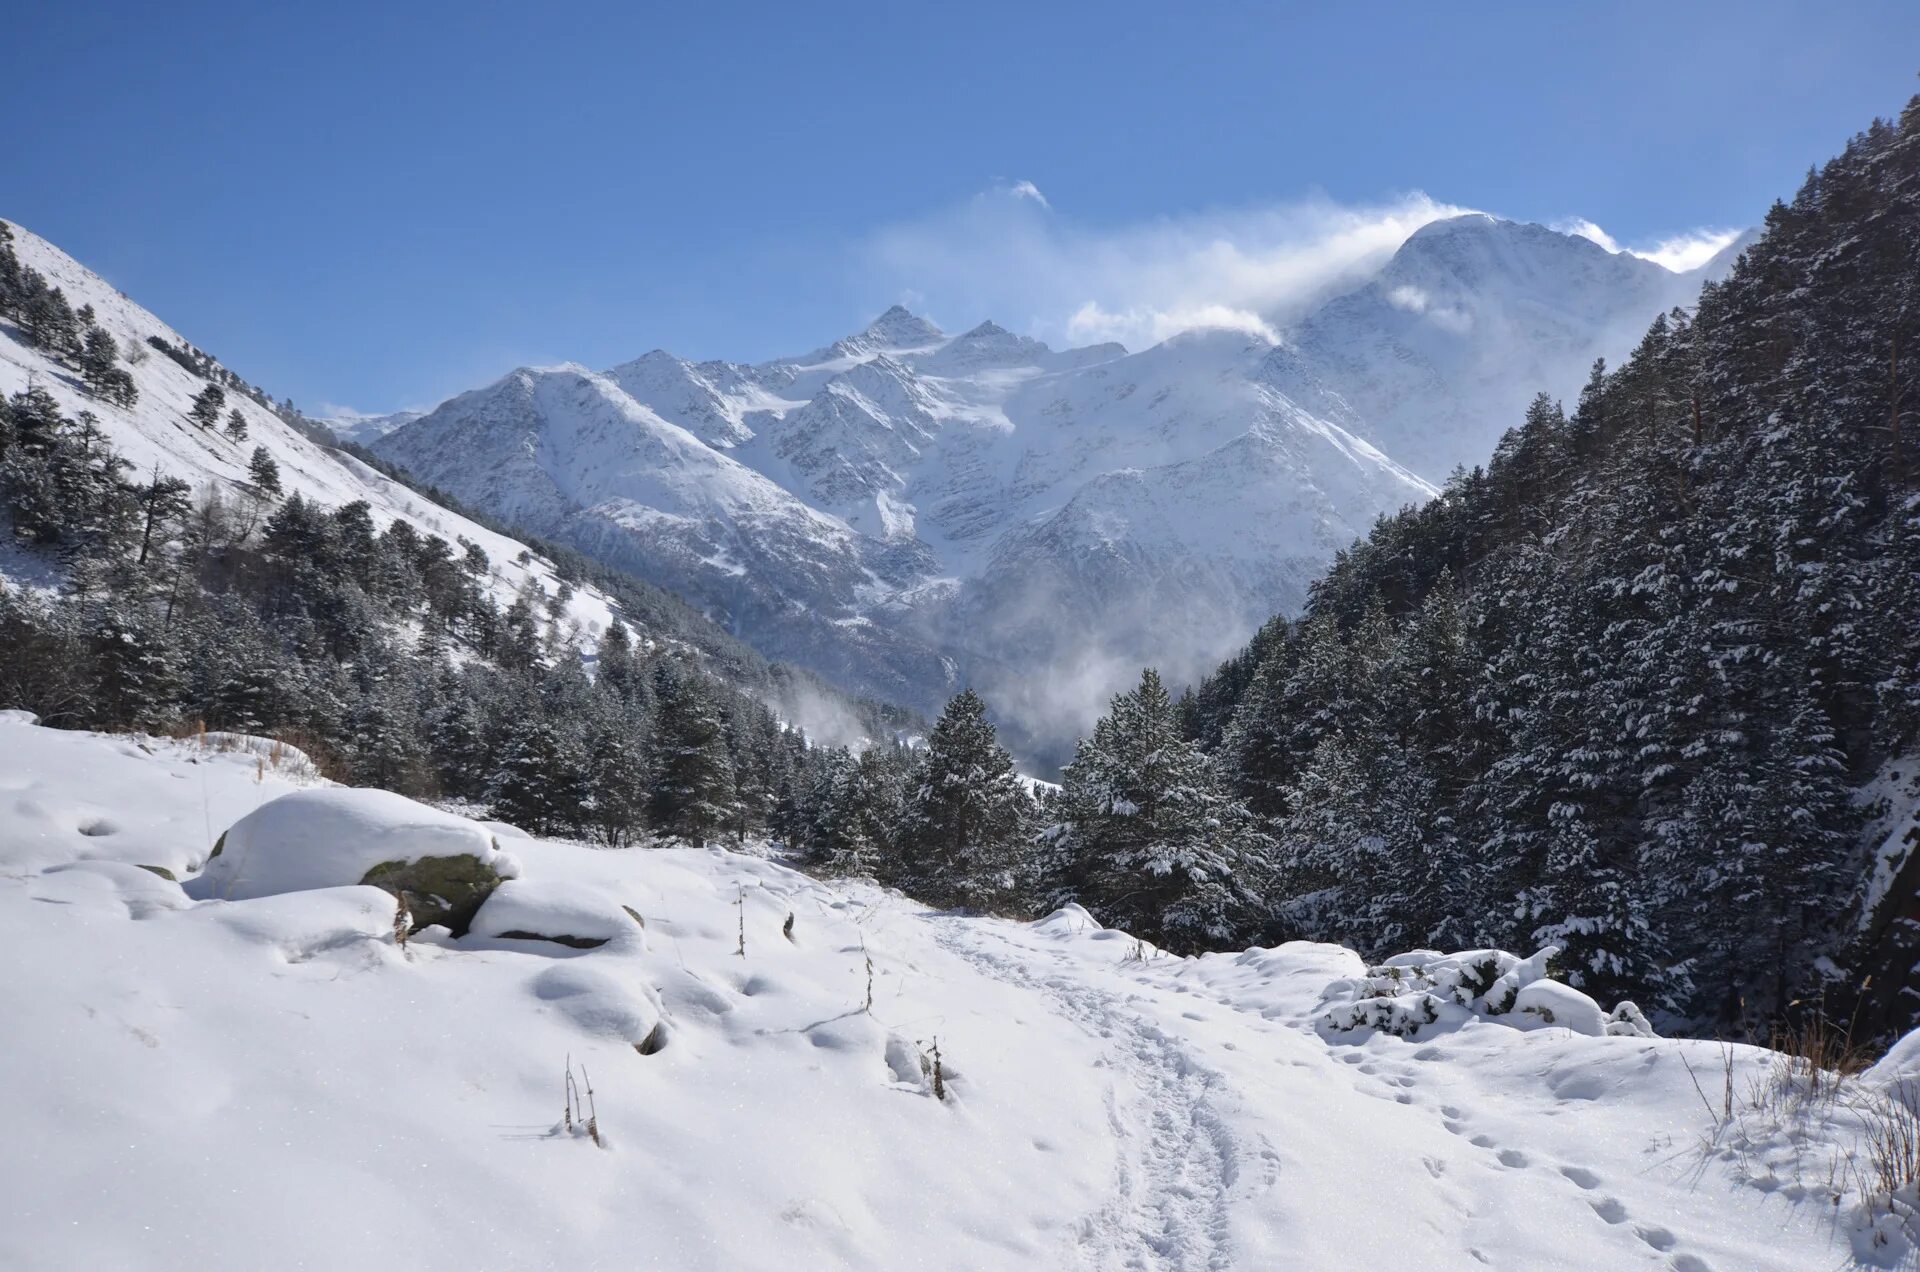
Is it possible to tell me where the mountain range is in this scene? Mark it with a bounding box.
[368,214,1735,760]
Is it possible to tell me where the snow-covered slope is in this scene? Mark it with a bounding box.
[0,220,621,648]
[1272,214,1710,481]
[4,712,1911,1270]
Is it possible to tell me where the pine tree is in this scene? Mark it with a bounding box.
[488,719,587,837]
[78,327,136,406]
[133,468,192,566]
[247,445,281,497]
[891,689,1031,909]
[187,384,225,429]
[87,609,179,731]
[647,664,737,845]
[21,284,80,357]
[584,723,651,847]
[224,409,248,442]
[1052,669,1268,951]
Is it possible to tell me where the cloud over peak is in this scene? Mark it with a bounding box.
[861,185,1472,354]
[1556,217,1741,273]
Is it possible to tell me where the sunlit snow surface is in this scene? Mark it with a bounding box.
[2,713,1912,1270]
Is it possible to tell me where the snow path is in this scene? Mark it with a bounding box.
[935,920,1235,1271]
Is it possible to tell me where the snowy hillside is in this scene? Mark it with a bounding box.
[4,711,1915,1270]
[0,220,621,648]
[374,220,1707,758]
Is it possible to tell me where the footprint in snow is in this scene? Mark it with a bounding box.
[1588,1196,1628,1224]
[1496,1148,1530,1169]
[1558,1165,1601,1190]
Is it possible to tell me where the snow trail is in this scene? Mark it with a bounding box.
[934,921,1237,1271]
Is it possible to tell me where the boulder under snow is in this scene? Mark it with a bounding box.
[189,788,520,932]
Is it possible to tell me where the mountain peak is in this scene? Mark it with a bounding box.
[863,304,944,347]
[962,320,1011,339]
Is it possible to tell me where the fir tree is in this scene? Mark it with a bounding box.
[489,719,587,837]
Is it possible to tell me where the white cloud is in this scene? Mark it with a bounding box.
[1629,228,1742,272]
[861,186,1473,353]
[1554,217,1623,254]
[1385,284,1430,313]
[1006,179,1050,210]
[1066,300,1277,346]
[1554,217,1740,273]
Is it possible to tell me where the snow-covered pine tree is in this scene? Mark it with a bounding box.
[1052,669,1268,952]
[890,689,1031,910]
[488,718,587,837]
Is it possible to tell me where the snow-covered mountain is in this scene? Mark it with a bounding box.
[376,216,1710,759]
[320,407,423,446]
[1272,214,1715,481]
[377,312,1433,757]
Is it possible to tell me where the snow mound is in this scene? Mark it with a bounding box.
[189,788,520,932]
[1031,902,1102,937]
[531,963,667,1053]
[1318,946,1630,1040]
[188,885,403,961]
[1867,1027,1920,1090]
[471,879,647,950]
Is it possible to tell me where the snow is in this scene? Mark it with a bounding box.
[188,787,520,903]
[1,711,1908,1270]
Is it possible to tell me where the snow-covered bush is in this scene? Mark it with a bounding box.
[1317,945,1640,1040]
[189,788,520,932]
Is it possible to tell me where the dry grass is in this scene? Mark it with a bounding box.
[1864,1080,1920,1200]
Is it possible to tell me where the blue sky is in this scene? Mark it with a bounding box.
[4,1,1916,414]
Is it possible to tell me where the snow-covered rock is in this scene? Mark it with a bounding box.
[471,878,647,950]
[1867,1027,1920,1090]
[189,788,519,932]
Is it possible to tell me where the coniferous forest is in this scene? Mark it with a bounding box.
[5,97,1920,1045]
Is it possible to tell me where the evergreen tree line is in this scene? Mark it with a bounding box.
[1167,97,1920,1030]
[792,673,1269,955]
[0,385,833,851]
